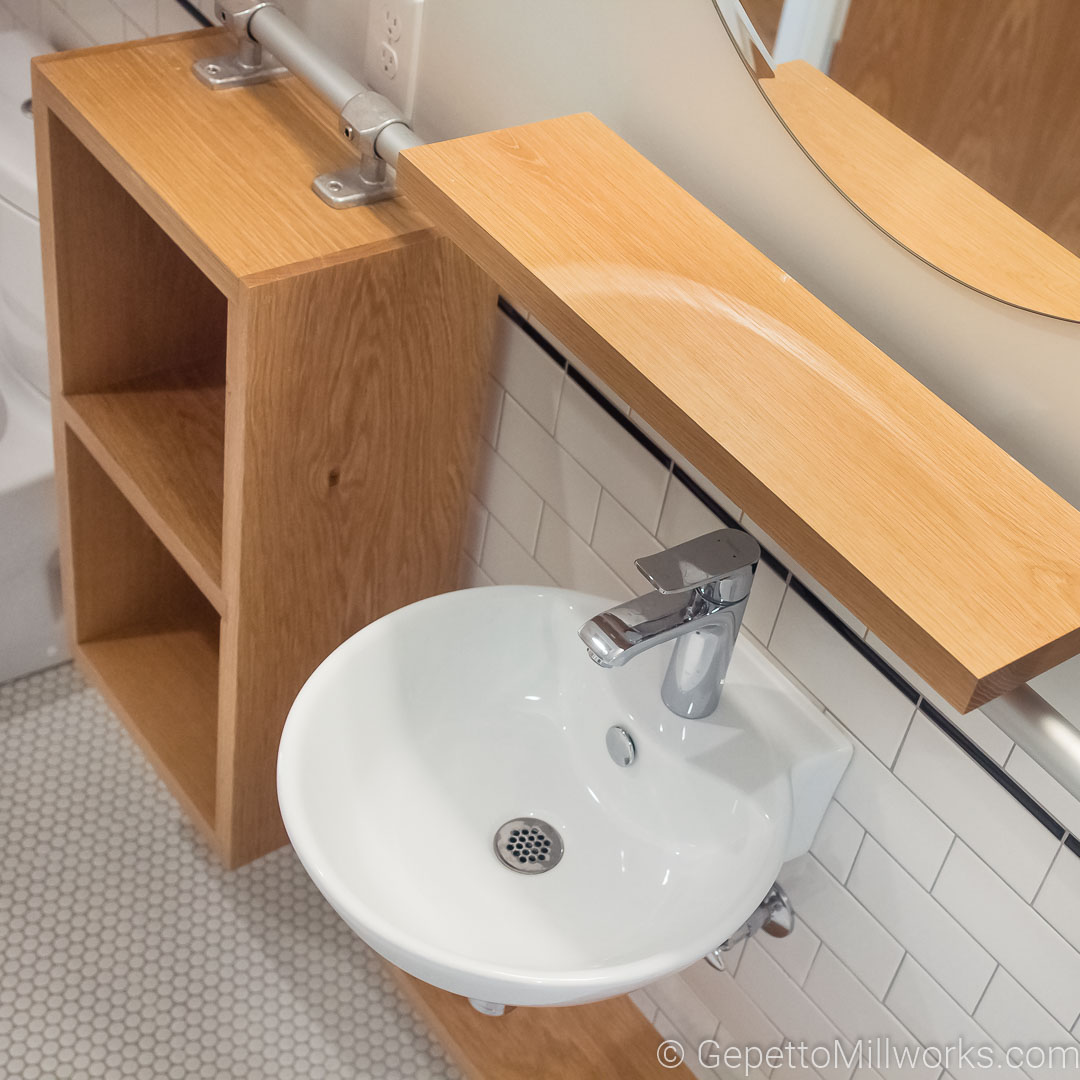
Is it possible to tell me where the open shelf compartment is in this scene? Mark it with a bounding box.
[63,367,226,611]
[65,433,221,841]
[48,113,228,612]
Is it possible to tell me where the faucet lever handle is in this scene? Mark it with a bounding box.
[635,528,760,595]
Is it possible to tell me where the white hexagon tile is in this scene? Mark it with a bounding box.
[0,664,463,1080]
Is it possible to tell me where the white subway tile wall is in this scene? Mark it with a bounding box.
[1034,847,1080,955]
[808,801,864,884]
[894,714,1061,902]
[7,4,1080,1054]
[833,738,952,889]
[0,0,209,45]
[770,588,918,767]
[846,838,994,1012]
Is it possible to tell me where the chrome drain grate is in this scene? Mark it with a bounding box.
[494,817,564,874]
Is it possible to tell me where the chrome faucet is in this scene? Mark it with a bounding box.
[578,529,761,719]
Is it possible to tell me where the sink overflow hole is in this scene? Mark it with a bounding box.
[493,817,564,874]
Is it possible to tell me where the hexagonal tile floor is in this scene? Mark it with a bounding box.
[0,664,463,1080]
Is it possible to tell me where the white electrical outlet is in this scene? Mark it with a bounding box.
[365,0,423,121]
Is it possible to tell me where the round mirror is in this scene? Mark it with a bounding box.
[711,0,1080,322]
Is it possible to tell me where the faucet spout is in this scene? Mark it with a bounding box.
[580,589,719,667]
[578,529,760,719]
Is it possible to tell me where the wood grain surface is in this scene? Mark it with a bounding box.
[39,107,229,394]
[399,112,1080,712]
[34,32,709,1075]
[830,0,1080,270]
[763,59,1080,322]
[34,30,433,293]
[394,971,693,1079]
[216,238,495,866]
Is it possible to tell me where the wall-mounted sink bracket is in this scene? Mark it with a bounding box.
[192,0,413,207]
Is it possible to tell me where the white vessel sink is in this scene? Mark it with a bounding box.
[277,585,850,1007]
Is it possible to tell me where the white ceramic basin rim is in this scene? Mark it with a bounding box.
[277,585,850,1006]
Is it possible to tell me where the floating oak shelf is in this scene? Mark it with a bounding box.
[762,60,1080,322]
[33,31,496,867]
[398,113,1080,712]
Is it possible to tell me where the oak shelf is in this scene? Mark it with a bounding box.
[63,367,227,613]
[762,60,1080,322]
[34,31,496,868]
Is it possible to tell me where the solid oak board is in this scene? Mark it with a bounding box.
[763,60,1080,321]
[398,113,1080,712]
[215,237,496,866]
[393,971,692,1079]
[829,0,1080,273]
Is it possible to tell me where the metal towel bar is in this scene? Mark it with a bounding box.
[192,0,424,206]
[983,686,1080,808]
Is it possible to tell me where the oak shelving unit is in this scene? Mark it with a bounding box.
[33,31,496,867]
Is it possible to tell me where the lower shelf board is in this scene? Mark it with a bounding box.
[77,620,220,842]
[391,970,691,1079]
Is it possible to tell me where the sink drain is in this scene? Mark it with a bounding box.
[494,817,564,874]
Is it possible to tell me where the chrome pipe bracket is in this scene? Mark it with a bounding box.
[312,88,404,207]
[337,87,404,158]
[192,0,417,207]
[193,0,287,88]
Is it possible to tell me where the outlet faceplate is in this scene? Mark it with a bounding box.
[365,0,423,121]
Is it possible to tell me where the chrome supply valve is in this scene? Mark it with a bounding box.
[704,883,794,971]
[192,0,287,88]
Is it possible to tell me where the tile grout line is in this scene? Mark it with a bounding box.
[888,699,922,771]
[844,830,869,888]
[474,507,490,565]
[969,962,998,1018]
[833,716,995,876]
[932,841,1080,1030]
[763,573,790,652]
[928,834,957,893]
[1031,833,1066,904]
[879,950,908,1015]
